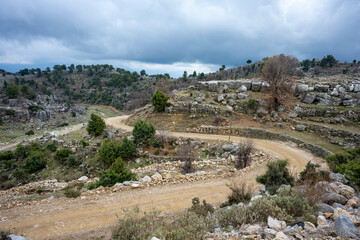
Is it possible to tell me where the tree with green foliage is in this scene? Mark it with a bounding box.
[132,120,155,145]
[24,152,46,173]
[192,71,197,77]
[199,72,205,79]
[353,59,357,64]
[319,55,337,68]
[119,138,137,159]
[300,59,311,72]
[90,157,136,188]
[151,90,169,112]
[98,139,120,165]
[5,85,19,98]
[256,159,294,194]
[86,113,106,136]
[140,69,146,76]
[182,71,188,81]
[219,64,226,71]
[54,148,72,163]
[247,59,252,64]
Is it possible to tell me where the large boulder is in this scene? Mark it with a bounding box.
[334,215,360,239]
[322,193,348,205]
[319,203,335,213]
[302,92,317,104]
[36,110,48,122]
[237,85,247,93]
[251,81,262,92]
[296,84,309,94]
[314,84,329,92]
[238,93,248,99]
[222,144,235,152]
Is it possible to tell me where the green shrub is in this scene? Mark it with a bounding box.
[86,113,106,136]
[13,168,27,180]
[5,84,19,98]
[24,152,46,173]
[98,139,120,165]
[118,138,137,160]
[67,155,78,167]
[256,159,294,194]
[14,144,30,159]
[28,105,41,111]
[92,157,136,188]
[64,186,81,198]
[112,208,215,240]
[60,122,69,127]
[221,182,253,207]
[246,99,257,111]
[5,109,15,116]
[54,148,72,163]
[25,130,34,135]
[189,197,214,216]
[326,147,360,188]
[132,120,155,145]
[0,117,3,125]
[46,143,57,152]
[79,139,89,148]
[218,188,314,228]
[151,90,169,112]
[0,150,14,161]
[77,182,84,190]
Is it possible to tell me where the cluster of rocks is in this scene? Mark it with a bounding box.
[298,82,360,107]
[204,179,360,240]
[197,80,269,93]
[0,95,86,123]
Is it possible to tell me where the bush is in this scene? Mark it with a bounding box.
[189,197,214,216]
[86,113,106,136]
[79,139,89,148]
[151,90,169,112]
[5,85,19,98]
[64,186,81,198]
[326,147,360,188]
[92,157,136,188]
[118,138,137,160]
[54,148,72,163]
[0,150,14,161]
[46,143,57,152]
[25,130,34,135]
[132,120,155,145]
[246,99,257,111]
[5,109,15,116]
[217,188,314,227]
[112,208,215,240]
[0,117,2,125]
[98,139,120,165]
[236,140,253,169]
[221,181,253,207]
[178,144,195,174]
[299,161,330,185]
[14,144,29,159]
[256,159,294,194]
[13,168,27,180]
[24,152,46,173]
[67,155,78,167]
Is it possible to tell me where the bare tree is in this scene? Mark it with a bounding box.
[261,54,299,110]
[178,144,195,174]
[236,139,254,169]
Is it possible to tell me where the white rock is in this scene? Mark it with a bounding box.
[78,176,89,182]
[151,237,160,240]
[274,231,289,240]
[131,183,140,188]
[268,216,286,231]
[139,175,152,183]
[151,172,162,182]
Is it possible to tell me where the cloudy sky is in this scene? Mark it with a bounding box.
[0,0,359,76]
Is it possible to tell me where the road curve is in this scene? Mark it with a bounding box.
[0,115,327,239]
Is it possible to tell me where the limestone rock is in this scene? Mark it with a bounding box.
[334,215,360,239]
[302,93,317,104]
[273,231,289,240]
[268,216,286,231]
[237,85,247,92]
[242,224,263,235]
[151,172,162,182]
[139,175,152,183]
[78,176,89,182]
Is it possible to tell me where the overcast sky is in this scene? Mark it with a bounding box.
[0,0,359,76]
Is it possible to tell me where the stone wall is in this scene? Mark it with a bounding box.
[187,126,332,158]
[291,120,360,148]
[165,102,233,116]
[196,79,270,92]
[293,105,360,121]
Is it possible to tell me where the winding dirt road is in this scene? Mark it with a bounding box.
[0,115,327,239]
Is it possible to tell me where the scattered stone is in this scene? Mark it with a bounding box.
[242,224,263,235]
[139,175,152,183]
[151,172,162,182]
[319,203,335,213]
[295,124,306,131]
[9,235,29,240]
[322,193,348,205]
[78,176,89,182]
[273,231,289,240]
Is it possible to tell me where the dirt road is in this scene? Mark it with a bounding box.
[0,115,327,239]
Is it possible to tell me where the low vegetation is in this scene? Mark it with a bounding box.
[235,140,253,169]
[86,113,106,136]
[132,120,155,145]
[256,159,294,194]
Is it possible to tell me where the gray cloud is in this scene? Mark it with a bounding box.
[0,0,359,76]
